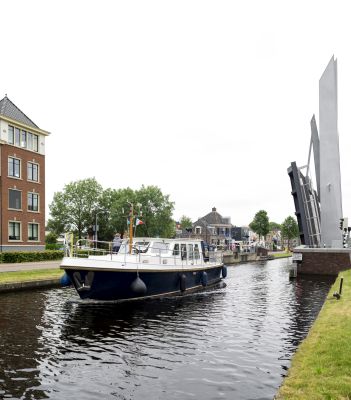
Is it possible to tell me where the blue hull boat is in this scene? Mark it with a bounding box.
[60,237,227,301]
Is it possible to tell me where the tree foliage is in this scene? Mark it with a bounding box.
[45,232,58,244]
[180,215,192,229]
[269,222,281,231]
[47,180,175,240]
[134,185,175,238]
[281,216,299,249]
[249,210,270,240]
[100,187,136,240]
[47,178,103,239]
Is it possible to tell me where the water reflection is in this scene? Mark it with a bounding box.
[0,291,48,399]
[60,288,225,341]
[0,259,334,400]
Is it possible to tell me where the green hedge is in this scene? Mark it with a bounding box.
[45,243,64,250]
[0,250,64,264]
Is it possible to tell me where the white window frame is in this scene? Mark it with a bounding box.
[8,221,22,241]
[14,127,20,146]
[28,222,40,242]
[8,125,14,144]
[7,125,39,153]
[8,156,21,179]
[32,134,39,152]
[27,162,39,182]
[21,130,27,148]
[27,192,39,212]
[8,189,22,210]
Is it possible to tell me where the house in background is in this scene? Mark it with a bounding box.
[0,95,50,251]
[231,226,250,242]
[190,207,233,247]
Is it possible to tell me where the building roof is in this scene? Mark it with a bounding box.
[0,95,39,129]
[201,207,231,227]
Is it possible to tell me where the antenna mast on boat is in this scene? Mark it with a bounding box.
[128,203,134,254]
[127,202,143,254]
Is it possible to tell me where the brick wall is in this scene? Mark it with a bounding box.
[0,144,45,249]
[296,249,351,276]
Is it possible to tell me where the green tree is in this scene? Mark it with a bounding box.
[180,215,192,230]
[47,178,103,239]
[45,232,58,244]
[269,222,281,231]
[107,187,136,238]
[249,210,270,241]
[100,185,175,239]
[281,216,299,250]
[134,185,175,238]
[48,181,175,241]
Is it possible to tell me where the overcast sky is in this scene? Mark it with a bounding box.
[1,0,351,226]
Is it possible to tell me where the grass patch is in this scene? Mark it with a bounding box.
[0,268,63,284]
[272,252,292,259]
[276,269,351,399]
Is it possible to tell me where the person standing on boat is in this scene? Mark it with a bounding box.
[112,233,122,253]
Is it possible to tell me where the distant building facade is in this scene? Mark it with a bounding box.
[187,207,232,247]
[231,226,250,242]
[0,96,50,251]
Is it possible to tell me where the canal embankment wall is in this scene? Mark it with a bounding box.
[293,247,351,276]
[0,260,62,293]
[223,252,257,264]
[0,279,61,293]
[223,247,270,264]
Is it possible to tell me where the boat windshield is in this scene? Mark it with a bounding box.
[150,242,170,254]
[134,241,150,253]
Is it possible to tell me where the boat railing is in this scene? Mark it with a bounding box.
[72,239,112,258]
[69,239,223,266]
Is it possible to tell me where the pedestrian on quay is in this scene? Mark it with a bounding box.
[112,233,122,253]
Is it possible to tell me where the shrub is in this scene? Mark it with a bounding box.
[0,250,64,263]
[45,232,58,244]
[45,243,64,250]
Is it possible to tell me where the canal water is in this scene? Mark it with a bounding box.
[0,259,334,400]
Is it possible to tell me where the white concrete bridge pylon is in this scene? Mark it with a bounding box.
[319,56,343,247]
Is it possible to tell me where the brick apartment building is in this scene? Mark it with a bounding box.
[0,95,49,251]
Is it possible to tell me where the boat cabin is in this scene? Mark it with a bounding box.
[118,238,206,262]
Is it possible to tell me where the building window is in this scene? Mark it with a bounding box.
[21,130,27,148]
[28,223,39,241]
[27,132,33,149]
[195,226,202,235]
[9,221,21,241]
[28,132,39,152]
[15,128,21,146]
[8,157,21,178]
[28,192,39,212]
[9,189,22,210]
[28,162,39,182]
[7,125,39,152]
[33,134,38,152]
[8,125,14,144]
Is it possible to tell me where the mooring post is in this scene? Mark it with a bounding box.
[339,277,344,295]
